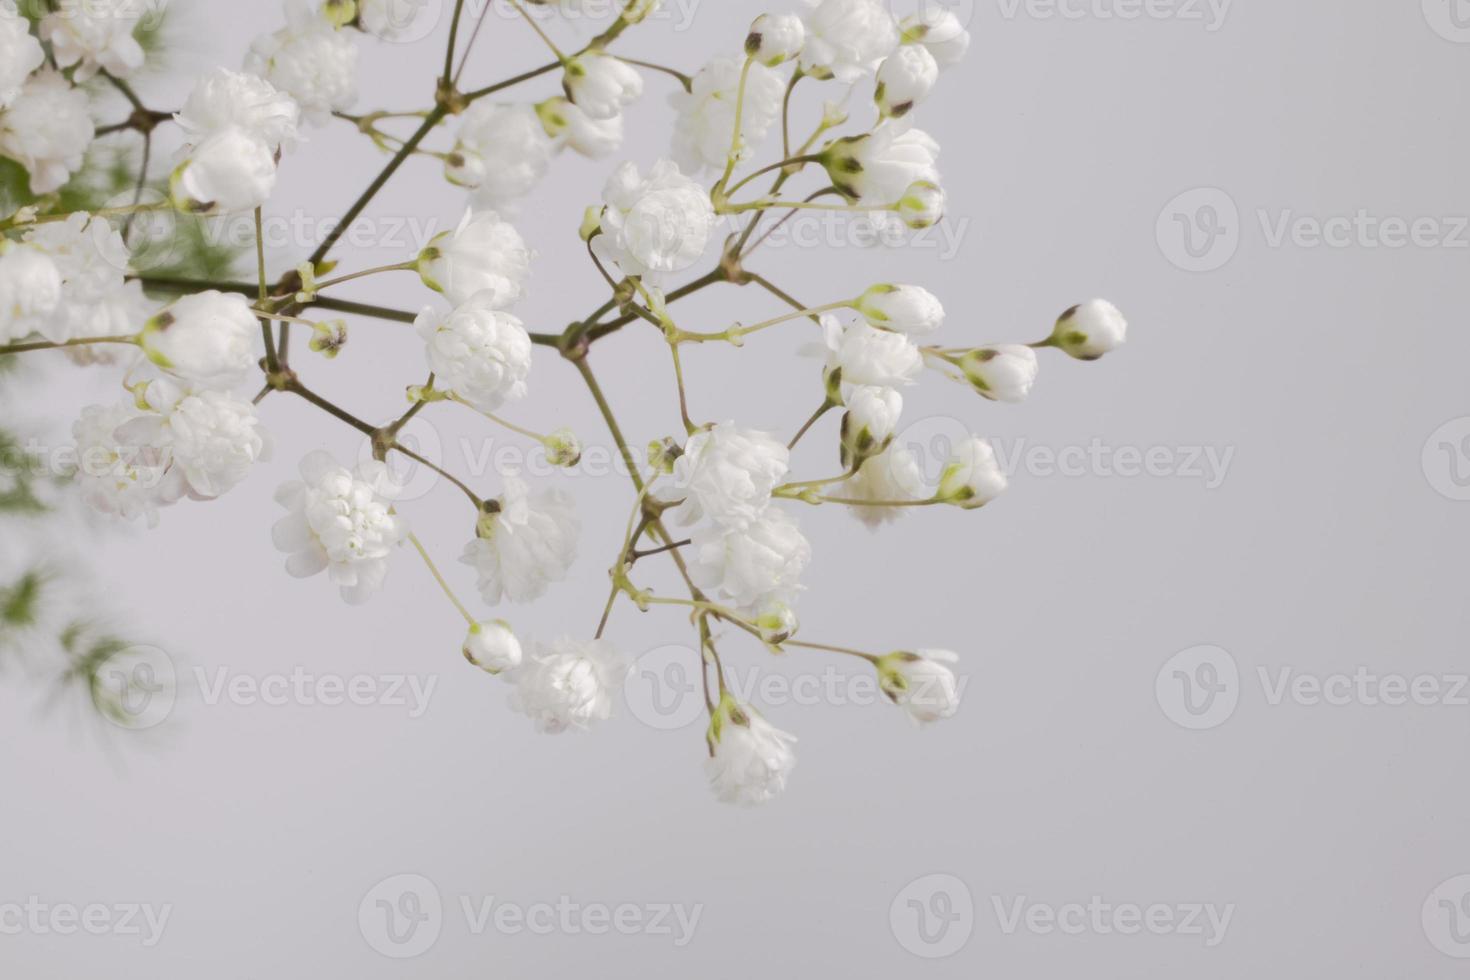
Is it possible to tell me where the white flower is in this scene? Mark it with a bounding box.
[358,0,430,39]
[660,422,790,530]
[594,160,715,278]
[0,243,62,343]
[877,649,961,725]
[140,290,259,390]
[855,283,944,335]
[670,55,785,174]
[822,123,940,209]
[245,0,358,125]
[170,126,280,214]
[936,436,1007,508]
[446,102,554,207]
[0,16,45,110]
[799,0,897,82]
[272,450,406,604]
[705,696,797,805]
[508,636,627,733]
[1050,299,1127,360]
[120,378,268,502]
[840,385,901,466]
[900,7,972,68]
[40,0,144,82]
[537,96,623,158]
[72,400,171,526]
[175,67,300,153]
[897,178,945,229]
[875,43,938,119]
[961,345,1038,403]
[747,13,805,66]
[840,443,926,528]
[23,213,149,343]
[461,476,579,604]
[690,508,810,613]
[0,69,95,195]
[463,620,523,674]
[416,210,531,308]
[563,52,643,121]
[822,316,922,388]
[415,294,533,413]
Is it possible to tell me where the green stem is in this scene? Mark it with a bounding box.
[408,531,477,626]
[0,335,138,356]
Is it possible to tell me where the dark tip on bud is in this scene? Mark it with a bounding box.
[152,311,175,330]
[745,31,762,55]
[1058,304,1080,322]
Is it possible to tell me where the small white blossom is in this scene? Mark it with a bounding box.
[40,0,145,81]
[461,476,579,604]
[877,649,961,724]
[897,179,945,229]
[593,159,715,278]
[0,243,62,343]
[464,620,523,674]
[690,508,811,613]
[822,316,922,388]
[840,385,902,466]
[822,123,940,209]
[961,345,1038,403]
[705,696,798,805]
[175,67,301,153]
[799,0,897,82]
[1050,299,1127,360]
[24,214,150,343]
[900,7,972,67]
[140,290,259,390]
[671,55,785,174]
[416,210,531,308]
[563,52,643,121]
[0,16,45,110]
[936,436,1007,508]
[72,400,171,526]
[447,102,554,207]
[120,378,268,502]
[660,422,790,530]
[170,126,280,214]
[747,13,805,66]
[508,636,628,733]
[0,69,95,194]
[415,294,533,413]
[245,0,358,125]
[840,443,927,528]
[875,43,938,118]
[537,96,623,158]
[272,450,406,604]
[855,284,944,335]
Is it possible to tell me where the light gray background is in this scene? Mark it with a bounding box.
[4,0,1470,975]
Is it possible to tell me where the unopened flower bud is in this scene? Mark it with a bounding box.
[840,386,902,468]
[746,13,805,66]
[855,283,944,336]
[579,205,604,243]
[543,428,582,468]
[897,179,945,229]
[875,44,938,119]
[563,53,643,122]
[463,620,523,674]
[960,345,1038,403]
[876,649,961,725]
[323,0,357,28]
[755,600,799,645]
[1048,299,1127,360]
[648,436,682,474]
[936,436,1007,508]
[308,319,348,358]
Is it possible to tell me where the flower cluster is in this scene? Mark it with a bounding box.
[2,0,1128,807]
